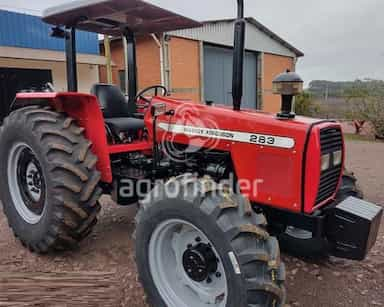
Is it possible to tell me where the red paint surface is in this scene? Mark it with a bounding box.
[145,97,343,214]
[109,142,152,154]
[305,123,344,213]
[15,92,343,214]
[15,92,152,183]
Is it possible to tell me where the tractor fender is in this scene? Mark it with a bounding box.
[13,92,112,183]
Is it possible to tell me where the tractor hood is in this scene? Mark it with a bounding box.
[150,98,330,140]
[148,97,343,214]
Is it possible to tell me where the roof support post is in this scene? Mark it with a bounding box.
[232,0,246,111]
[123,37,129,95]
[124,29,138,107]
[65,27,78,92]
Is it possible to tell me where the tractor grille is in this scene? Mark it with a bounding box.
[316,127,343,205]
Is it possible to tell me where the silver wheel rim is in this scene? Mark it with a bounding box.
[7,142,45,225]
[149,219,228,307]
[285,226,313,239]
[26,162,42,202]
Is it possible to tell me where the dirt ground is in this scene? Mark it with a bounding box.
[0,140,383,307]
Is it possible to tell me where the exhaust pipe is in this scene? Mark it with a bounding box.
[232,0,246,111]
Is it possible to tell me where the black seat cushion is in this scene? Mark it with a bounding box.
[91,83,137,118]
[91,84,144,137]
[105,117,145,135]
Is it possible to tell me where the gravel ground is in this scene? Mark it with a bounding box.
[0,140,383,307]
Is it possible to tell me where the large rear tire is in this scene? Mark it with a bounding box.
[278,170,363,258]
[135,174,286,307]
[0,106,102,253]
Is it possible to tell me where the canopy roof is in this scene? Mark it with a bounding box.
[42,0,201,35]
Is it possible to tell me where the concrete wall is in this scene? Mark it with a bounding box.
[168,37,201,101]
[137,36,162,90]
[100,36,201,101]
[100,36,161,91]
[100,37,296,112]
[99,40,123,86]
[0,46,106,66]
[0,57,100,93]
[262,53,295,113]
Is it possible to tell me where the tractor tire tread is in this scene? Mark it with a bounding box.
[136,174,286,307]
[0,106,101,253]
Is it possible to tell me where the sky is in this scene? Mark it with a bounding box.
[1,0,384,84]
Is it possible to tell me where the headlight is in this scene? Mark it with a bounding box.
[333,150,343,166]
[321,154,331,171]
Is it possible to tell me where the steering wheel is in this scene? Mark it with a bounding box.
[135,85,168,104]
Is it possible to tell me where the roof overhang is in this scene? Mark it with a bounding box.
[201,18,304,58]
[42,0,201,35]
[0,46,108,65]
[244,18,304,57]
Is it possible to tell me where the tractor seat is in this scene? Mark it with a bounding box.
[91,84,144,135]
[104,118,144,135]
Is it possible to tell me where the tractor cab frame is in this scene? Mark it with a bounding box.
[14,0,204,184]
[44,0,202,103]
[13,0,249,187]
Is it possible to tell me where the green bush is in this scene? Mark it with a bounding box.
[295,91,320,117]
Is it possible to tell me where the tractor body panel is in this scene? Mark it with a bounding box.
[14,92,152,183]
[13,92,343,214]
[303,121,345,213]
[146,97,343,214]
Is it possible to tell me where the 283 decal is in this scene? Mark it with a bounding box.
[249,135,276,145]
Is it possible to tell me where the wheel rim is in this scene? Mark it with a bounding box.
[285,226,313,239]
[7,142,46,224]
[149,219,228,307]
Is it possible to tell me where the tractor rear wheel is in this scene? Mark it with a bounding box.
[0,106,102,253]
[278,170,363,258]
[135,174,286,307]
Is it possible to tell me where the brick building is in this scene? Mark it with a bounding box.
[100,18,303,113]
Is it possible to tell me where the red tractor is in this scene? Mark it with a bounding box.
[0,1,382,306]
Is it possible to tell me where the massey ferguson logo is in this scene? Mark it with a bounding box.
[159,104,221,163]
[158,123,295,150]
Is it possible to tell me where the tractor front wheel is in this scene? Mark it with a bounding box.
[0,106,102,253]
[135,174,286,307]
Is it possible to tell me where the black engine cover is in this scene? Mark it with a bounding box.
[326,197,383,260]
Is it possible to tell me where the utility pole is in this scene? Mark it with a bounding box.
[325,83,329,101]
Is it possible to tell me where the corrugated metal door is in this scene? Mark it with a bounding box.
[204,44,258,109]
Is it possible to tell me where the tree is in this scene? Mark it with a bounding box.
[344,80,384,138]
[295,91,319,117]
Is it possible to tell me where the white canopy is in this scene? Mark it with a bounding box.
[43,0,201,35]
